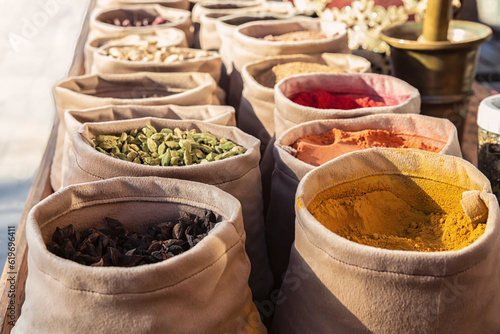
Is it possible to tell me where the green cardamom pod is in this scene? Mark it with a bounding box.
[157,142,166,155]
[147,137,158,153]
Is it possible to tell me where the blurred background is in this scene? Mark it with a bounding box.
[0,0,89,264]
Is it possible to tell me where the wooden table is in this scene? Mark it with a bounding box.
[0,2,495,330]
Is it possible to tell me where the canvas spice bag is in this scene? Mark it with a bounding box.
[60,104,236,184]
[191,0,263,49]
[89,5,193,46]
[271,149,500,333]
[274,72,421,138]
[228,18,348,110]
[84,29,188,74]
[200,2,296,51]
[239,53,372,154]
[92,45,223,82]
[12,177,266,334]
[266,114,462,286]
[64,118,273,301]
[51,71,222,191]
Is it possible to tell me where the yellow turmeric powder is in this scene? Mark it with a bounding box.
[308,175,487,251]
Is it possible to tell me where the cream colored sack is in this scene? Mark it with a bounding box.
[200,1,295,51]
[60,104,236,187]
[13,177,266,334]
[271,149,500,333]
[274,72,421,138]
[228,18,348,109]
[92,45,222,82]
[266,114,462,286]
[84,30,188,74]
[64,118,273,301]
[89,5,193,46]
[95,0,189,10]
[191,0,262,48]
[239,53,371,152]
[51,72,222,191]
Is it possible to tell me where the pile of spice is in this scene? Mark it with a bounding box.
[291,128,443,166]
[308,176,487,252]
[256,62,350,88]
[290,90,388,109]
[102,45,213,63]
[263,30,327,41]
[92,125,246,166]
[46,211,219,267]
[104,15,168,27]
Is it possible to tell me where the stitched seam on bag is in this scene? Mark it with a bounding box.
[35,237,244,295]
[73,150,259,187]
[296,217,487,278]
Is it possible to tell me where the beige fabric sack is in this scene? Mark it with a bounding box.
[191,0,262,48]
[60,104,236,188]
[64,118,273,301]
[51,72,222,191]
[95,0,189,10]
[13,177,266,334]
[266,114,462,286]
[239,53,372,152]
[92,45,222,82]
[84,30,188,74]
[271,148,500,333]
[89,5,193,46]
[229,18,348,110]
[200,2,296,51]
[274,72,421,138]
[232,18,349,73]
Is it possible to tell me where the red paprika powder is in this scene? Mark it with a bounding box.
[291,90,387,109]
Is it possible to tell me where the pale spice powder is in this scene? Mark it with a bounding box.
[256,62,348,88]
[262,30,327,41]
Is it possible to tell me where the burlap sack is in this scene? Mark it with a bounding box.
[200,2,296,51]
[51,72,222,191]
[92,45,222,82]
[217,8,302,74]
[64,118,273,301]
[271,148,500,333]
[239,53,372,153]
[266,114,462,286]
[95,0,189,10]
[84,30,188,74]
[191,0,262,48]
[228,18,348,110]
[60,104,236,188]
[13,177,266,334]
[274,72,421,138]
[89,5,193,46]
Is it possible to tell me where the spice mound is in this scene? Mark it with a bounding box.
[291,128,442,166]
[308,176,487,252]
[263,30,327,42]
[92,125,246,166]
[291,90,388,109]
[257,62,348,88]
[104,15,168,27]
[103,45,213,63]
[47,211,219,267]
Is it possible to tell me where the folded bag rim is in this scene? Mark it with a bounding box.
[295,148,497,277]
[26,176,247,295]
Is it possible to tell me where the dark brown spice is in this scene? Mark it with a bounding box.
[47,211,219,267]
